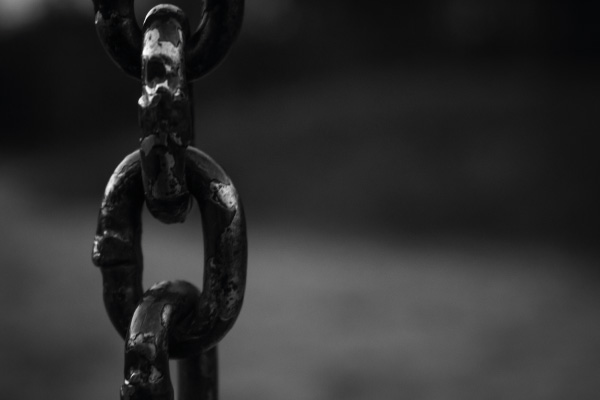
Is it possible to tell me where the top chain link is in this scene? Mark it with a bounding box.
[92,0,244,80]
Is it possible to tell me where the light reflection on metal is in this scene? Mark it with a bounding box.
[91,3,247,399]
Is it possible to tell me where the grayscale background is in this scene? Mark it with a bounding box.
[0,1,599,399]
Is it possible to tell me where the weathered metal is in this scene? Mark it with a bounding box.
[138,6,193,223]
[92,2,247,399]
[92,0,244,81]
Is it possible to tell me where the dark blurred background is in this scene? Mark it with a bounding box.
[1,0,599,399]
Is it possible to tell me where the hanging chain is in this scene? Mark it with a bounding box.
[91,1,247,399]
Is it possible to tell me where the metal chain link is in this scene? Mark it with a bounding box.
[91,2,247,399]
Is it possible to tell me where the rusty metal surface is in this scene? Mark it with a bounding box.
[93,0,244,81]
[139,6,193,223]
[92,2,247,399]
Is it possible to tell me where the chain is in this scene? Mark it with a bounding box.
[91,2,247,399]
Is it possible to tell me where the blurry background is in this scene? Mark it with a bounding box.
[0,0,599,399]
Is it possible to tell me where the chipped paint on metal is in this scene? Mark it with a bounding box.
[160,304,172,328]
[128,332,158,360]
[149,366,163,383]
[210,181,237,209]
[142,28,183,60]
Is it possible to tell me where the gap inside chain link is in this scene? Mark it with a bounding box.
[140,204,206,290]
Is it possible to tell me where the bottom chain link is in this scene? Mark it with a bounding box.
[93,148,247,400]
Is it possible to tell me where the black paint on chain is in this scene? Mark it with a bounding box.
[91,2,247,399]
